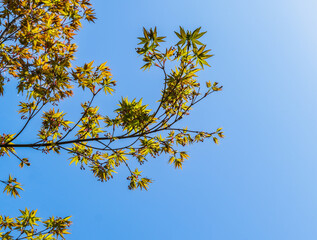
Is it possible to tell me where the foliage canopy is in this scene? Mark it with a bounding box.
[0,0,223,238]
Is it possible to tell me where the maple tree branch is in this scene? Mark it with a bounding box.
[1,126,169,148]
[16,227,51,240]
[8,100,45,144]
[57,92,97,143]
[8,149,24,164]
[0,14,23,42]
[60,145,96,163]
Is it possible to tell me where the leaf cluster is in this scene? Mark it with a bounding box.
[0,208,71,240]
[1,175,23,198]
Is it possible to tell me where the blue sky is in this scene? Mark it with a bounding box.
[1,0,317,239]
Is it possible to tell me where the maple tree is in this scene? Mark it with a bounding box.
[0,0,223,239]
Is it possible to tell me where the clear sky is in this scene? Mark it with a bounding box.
[1,0,317,239]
